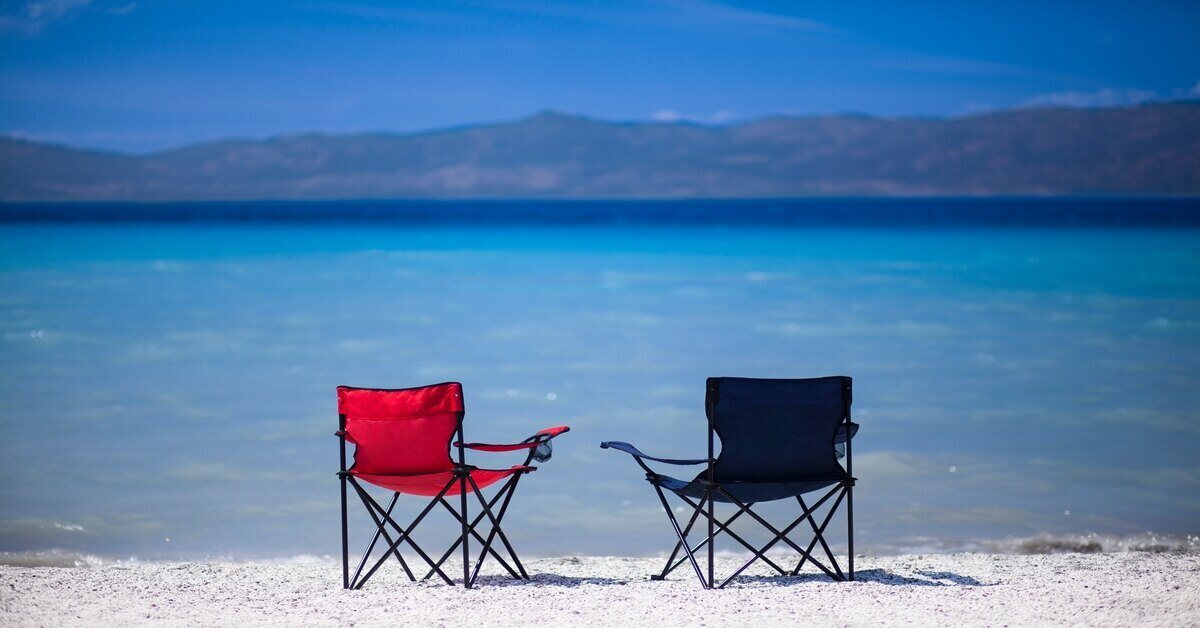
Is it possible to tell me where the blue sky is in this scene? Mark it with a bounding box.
[1,0,1199,152]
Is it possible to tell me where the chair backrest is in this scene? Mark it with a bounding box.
[707,376,850,483]
[338,382,464,476]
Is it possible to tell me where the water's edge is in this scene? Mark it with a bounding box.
[3,533,1196,568]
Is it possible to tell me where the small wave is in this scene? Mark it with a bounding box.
[0,551,339,568]
[0,550,116,568]
[255,554,336,565]
[984,533,1200,555]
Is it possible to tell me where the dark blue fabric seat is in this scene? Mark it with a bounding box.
[656,475,844,503]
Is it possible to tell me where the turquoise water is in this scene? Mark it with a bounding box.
[1,219,1198,559]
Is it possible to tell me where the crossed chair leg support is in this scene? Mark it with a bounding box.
[648,479,855,588]
[341,473,530,589]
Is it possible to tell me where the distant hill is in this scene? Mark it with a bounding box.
[2,102,1199,201]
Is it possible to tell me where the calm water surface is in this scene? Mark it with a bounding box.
[1,208,1197,559]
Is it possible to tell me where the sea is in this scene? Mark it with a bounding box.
[0,198,1197,565]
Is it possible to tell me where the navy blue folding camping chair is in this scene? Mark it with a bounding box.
[601,376,858,588]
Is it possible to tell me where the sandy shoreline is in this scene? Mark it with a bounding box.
[3,553,1198,626]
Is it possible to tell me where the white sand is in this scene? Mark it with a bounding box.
[3,553,1199,626]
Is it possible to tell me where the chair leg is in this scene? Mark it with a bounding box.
[794,494,843,579]
[350,486,411,588]
[847,482,855,582]
[658,508,756,579]
[650,485,845,588]
[475,474,529,580]
[465,474,527,586]
[344,474,543,590]
[653,503,704,580]
[459,475,471,589]
[675,496,788,576]
[423,476,520,581]
[651,482,708,588]
[436,498,522,579]
[350,493,415,586]
[340,474,349,589]
[706,485,715,590]
[793,488,848,578]
[714,486,841,587]
[350,478,457,588]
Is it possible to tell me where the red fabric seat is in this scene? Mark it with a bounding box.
[351,466,535,496]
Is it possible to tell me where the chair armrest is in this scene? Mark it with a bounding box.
[528,426,570,441]
[455,425,571,452]
[600,441,707,465]
[456,441,536,452]
[835,422,859,443]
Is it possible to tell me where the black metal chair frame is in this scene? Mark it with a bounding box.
[337,412,562,589]
[603,377,856,588]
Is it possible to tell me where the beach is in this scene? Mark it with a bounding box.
[3,552,1198,626]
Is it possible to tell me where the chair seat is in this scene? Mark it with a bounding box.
[352,466,533,496]
[656,473,846,503]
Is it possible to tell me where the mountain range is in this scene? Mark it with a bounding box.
[2,102,1199,201]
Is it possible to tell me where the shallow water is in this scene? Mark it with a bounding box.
[0,204,1198,560]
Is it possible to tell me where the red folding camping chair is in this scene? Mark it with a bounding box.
[336,382,569,589]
